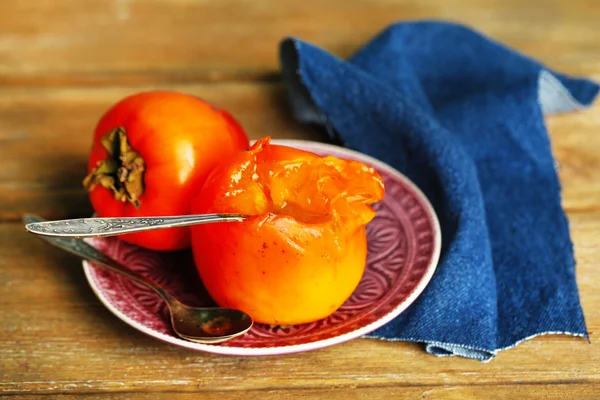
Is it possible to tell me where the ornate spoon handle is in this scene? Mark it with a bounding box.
[24,213,247,238]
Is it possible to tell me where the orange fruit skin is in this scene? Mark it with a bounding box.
[190,138,383,325]
[191,215,368,326]
[87,91,249,251]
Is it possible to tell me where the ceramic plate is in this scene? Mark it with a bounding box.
[83,140,441,356]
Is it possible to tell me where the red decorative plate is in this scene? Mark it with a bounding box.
[83,140,441,355]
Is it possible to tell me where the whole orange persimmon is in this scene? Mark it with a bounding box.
[190,137,384,325]
[83,91,249,251]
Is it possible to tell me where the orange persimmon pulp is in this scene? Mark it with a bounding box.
[190,137,385,325]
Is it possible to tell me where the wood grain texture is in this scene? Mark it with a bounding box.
[4,385,600,400]
[1,209,599,395]
[2,0,600,397]
[1,0,599,86]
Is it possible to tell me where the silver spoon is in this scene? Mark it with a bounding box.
[24,213,248,239]
[23,215,253,344]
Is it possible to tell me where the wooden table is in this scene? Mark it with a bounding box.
[1,1,599,398]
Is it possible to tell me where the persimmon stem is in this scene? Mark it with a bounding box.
[83,127,145,208]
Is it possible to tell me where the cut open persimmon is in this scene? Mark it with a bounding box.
[190,137,385,325]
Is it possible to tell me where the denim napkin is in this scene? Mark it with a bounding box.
[279,21,598,361]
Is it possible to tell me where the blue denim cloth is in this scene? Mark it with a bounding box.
[279,21,598,361]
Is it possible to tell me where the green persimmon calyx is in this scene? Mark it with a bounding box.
[83,127,145,208]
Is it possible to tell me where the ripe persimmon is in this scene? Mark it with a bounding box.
[190,137,385,325]
[83,91,249,251]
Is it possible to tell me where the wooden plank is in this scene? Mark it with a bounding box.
[4,384,600,399]
[1,209,599,394]
[0,0,599,85]
[548,108,600,212]
[0,83,599,221]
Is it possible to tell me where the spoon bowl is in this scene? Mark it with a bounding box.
[23,215,253,344]
[169,305,253,344]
